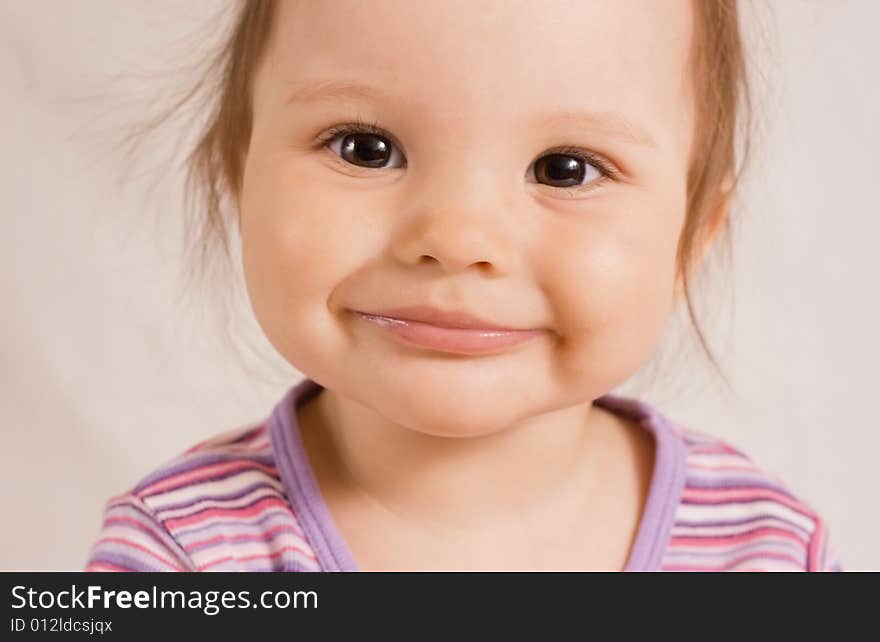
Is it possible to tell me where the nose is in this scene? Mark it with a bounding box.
[390,166,521,276]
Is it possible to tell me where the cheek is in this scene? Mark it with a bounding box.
[239,160,378,361]
[537,207,680,388]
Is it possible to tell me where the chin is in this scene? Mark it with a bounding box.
[383,394,522,440]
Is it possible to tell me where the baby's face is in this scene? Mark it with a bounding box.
[240,0,695,436]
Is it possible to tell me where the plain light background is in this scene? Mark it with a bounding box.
[1,1,877,570]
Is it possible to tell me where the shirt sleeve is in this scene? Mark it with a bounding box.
[84,492,196,572]
[807,516,844,572]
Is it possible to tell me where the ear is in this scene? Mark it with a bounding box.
[674,174,733,298]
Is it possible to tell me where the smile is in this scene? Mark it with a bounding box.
[351,311,544,356]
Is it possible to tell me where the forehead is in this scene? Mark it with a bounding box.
[260,0,694,151]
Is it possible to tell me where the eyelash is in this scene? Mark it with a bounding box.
[313,116,622,193]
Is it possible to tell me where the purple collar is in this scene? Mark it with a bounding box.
[267,377,688,571]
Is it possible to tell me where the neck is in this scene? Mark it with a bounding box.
[298,384,620,534]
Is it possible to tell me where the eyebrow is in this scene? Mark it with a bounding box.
[286,79,657,148]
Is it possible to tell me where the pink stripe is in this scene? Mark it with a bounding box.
[807,518,826,571]
[721,550,805,569]
[154,487,284,519]
[681,486,818,517]
[139,460,278,496]
[86,562,129,572]
[689,444,741,455]
[670,516,810,539]
[198,545,318,570]
[94,537,184,571]
[184,440,210,455]
[687,463,759,472]
[165,496,291,530]
[223,426,268,449]
[102,516,176,548]
[662,548,804,571]
[186,523,302,550]
[669,526,807,549]
[247,436,272,450]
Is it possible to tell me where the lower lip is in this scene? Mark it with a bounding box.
[352,311,544,355]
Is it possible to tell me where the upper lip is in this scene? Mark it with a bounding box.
[354,305,532,331]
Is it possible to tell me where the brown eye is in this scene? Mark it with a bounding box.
[319,121,406,170]
[533,153,602,189]
[338,133,393,168]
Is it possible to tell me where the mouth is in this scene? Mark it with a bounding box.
[358,305,534,331]
[350,308,544,356]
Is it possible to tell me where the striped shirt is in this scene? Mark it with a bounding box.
[85,377,843,572]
